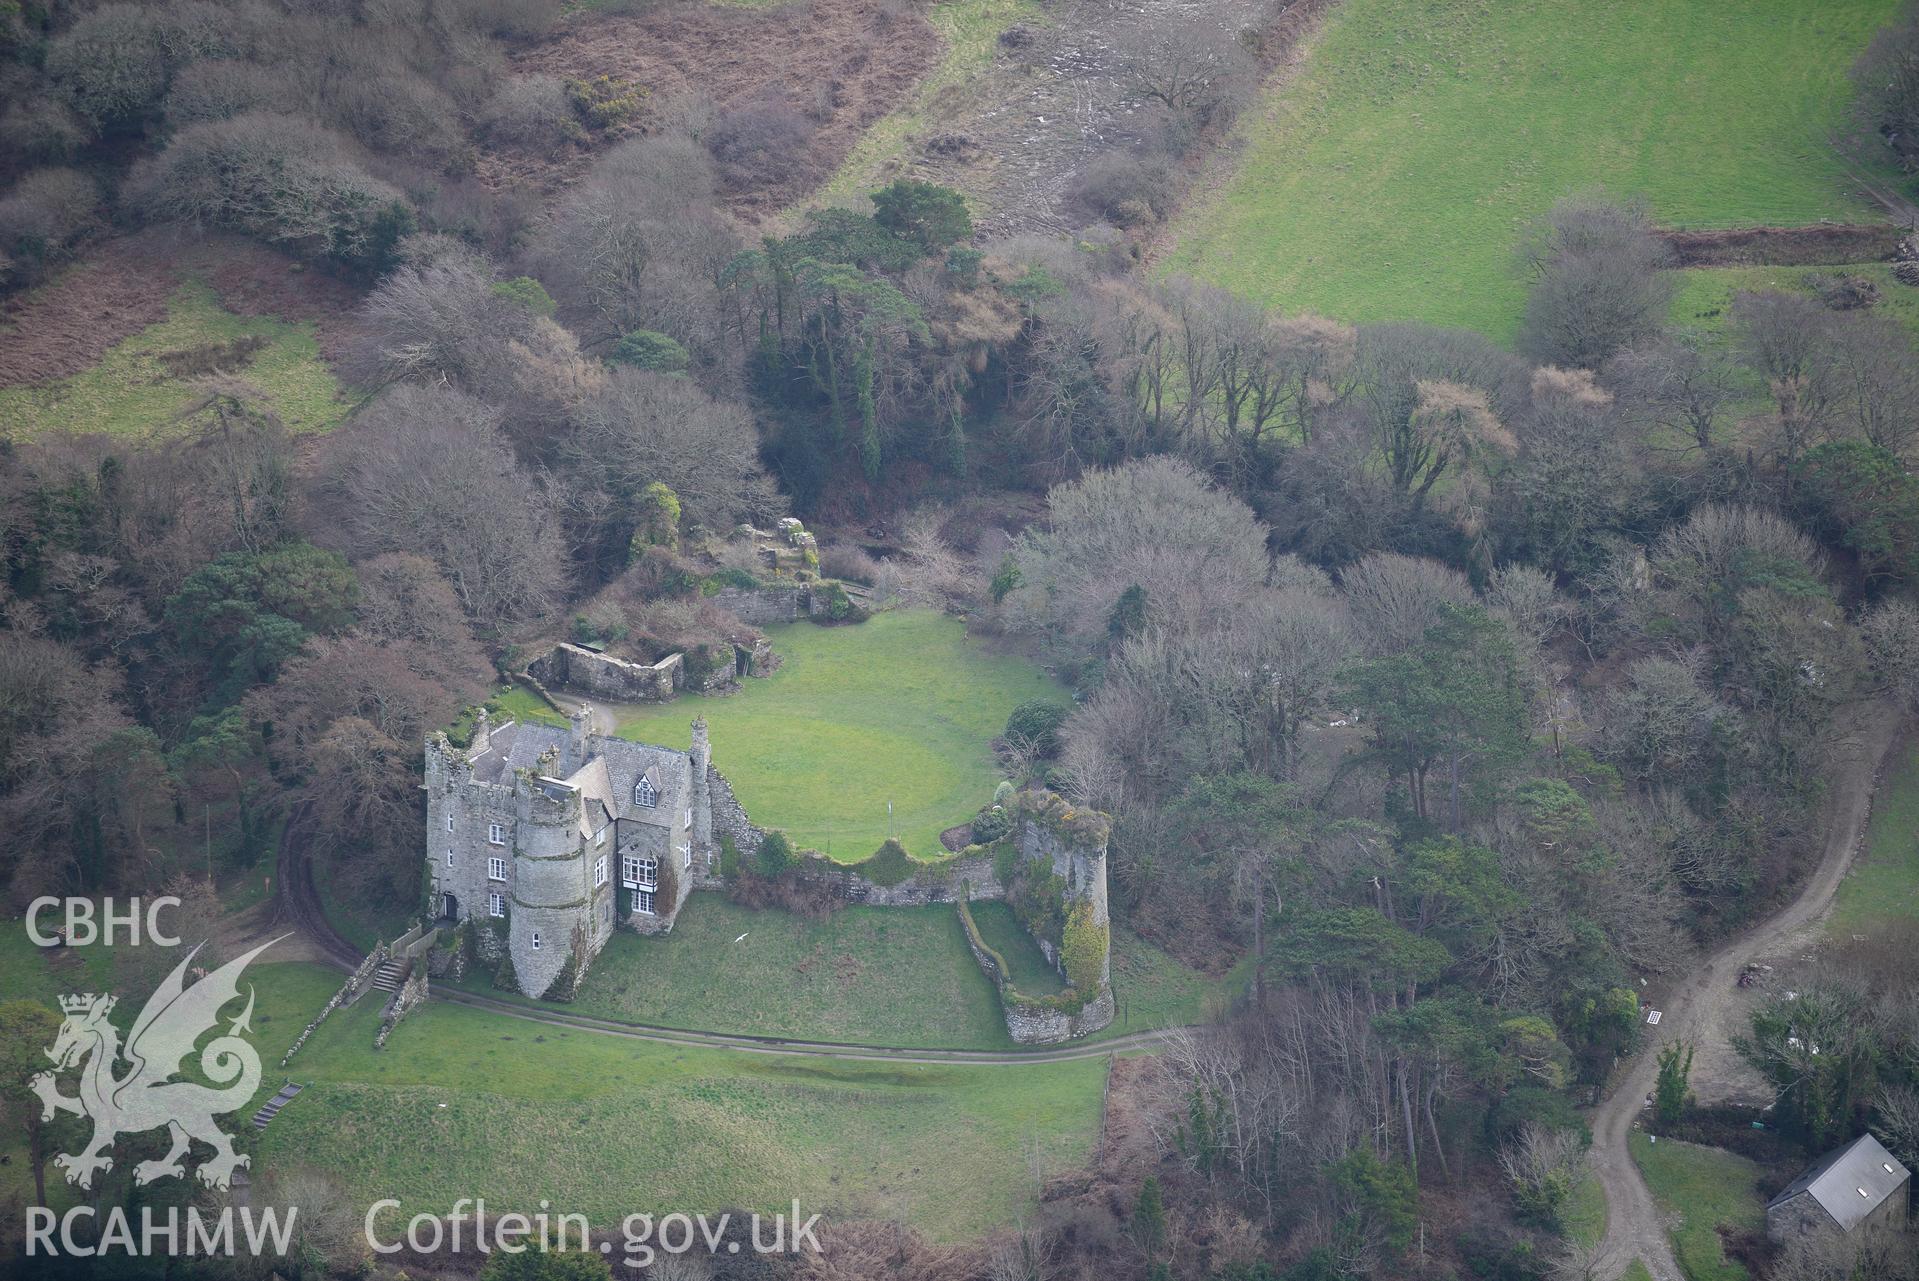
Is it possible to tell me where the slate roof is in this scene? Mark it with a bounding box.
[459,719,692,833]
[1768,1133,1911,1231]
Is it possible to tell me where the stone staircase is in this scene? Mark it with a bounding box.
[250,1083,304,1130]
[369,957,408,994]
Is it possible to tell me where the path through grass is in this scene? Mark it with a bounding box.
[1166,0,1900,339]
[616,609,1065,860]
[0,278,348,438]
[1629,1132,1763,1281]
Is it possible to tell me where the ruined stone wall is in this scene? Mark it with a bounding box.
[790,851,1004,905]
[703,766,764,881]
[707,584,821,628]
[528,643,682,703]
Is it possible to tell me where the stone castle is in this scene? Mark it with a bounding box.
[422,702,1118,1041]
[424,707,714,999]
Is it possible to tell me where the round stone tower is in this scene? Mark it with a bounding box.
[509,763,588,998]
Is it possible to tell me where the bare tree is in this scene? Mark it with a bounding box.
[1337,551,1474,657]
[529,134,738,354]
[1010,456,1271,646]
[314,385,568,621]
[1605,334,1739,454]
[565,367,785,531]
[1517,193,1674,371]
[1112,13,1252,122]
[1496,1121,1588,1227]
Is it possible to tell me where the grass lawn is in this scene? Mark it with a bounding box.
[448,894,1238,1048]
[0,278,349,438]
[0,945,1107,1240]
[804,0,1041,214]
[970,899,1066,995]
[259,961,1105,1240]
[1165,0,1900,340]
[457,895,1012,1048]
[616,609,1067,860]
[1629,1132,1764,1281]
[1672,263,1919,339]
[1830,735,1919,938]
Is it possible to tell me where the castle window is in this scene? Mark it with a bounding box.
[445,814,454,832]
[635,776,658,808]
[622,854,640,886]
[531,931,541,951]
[594,855,608,887]
[488,856,506,881]
[632,889,655,916]
[635,856,658,889]
[488,892,504,918]
[445,850,454,869]
[488,822,506,845]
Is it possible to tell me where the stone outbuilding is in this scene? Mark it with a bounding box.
[1765,1132,1910,1241]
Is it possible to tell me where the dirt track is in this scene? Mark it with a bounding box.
[1588,704,1904,1281]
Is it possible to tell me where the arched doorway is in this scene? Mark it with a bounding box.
[440,892,459,921]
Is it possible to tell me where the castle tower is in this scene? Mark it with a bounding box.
[689,717,713,856]
[508,768,589,998]
[565,704,592,775]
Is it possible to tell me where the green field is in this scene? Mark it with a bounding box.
[0,277,350,438]
[1673,263,1919,339]
[616,609,1066,860]
[0,943,1106,1240]
[1167,0,1898,339]
[1629,1133,1764,1281]
[1830,735,1919,938]
[449,894,1239,1049]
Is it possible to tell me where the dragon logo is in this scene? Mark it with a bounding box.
[31,936,286,1190]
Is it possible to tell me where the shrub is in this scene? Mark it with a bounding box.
[607,330,691,373]
[1061,901,1107,992]
[47,3,232,129]
[129,113,413,273]
[754,829,796,878]
[1068,150,1174,227]
[633,482,681,550]
[852,838,917,888]
[1004,699,1069,757]
[478,74,580,149]
[566,75,648,130]
[969,805,1010,844]
[707,92,817,191]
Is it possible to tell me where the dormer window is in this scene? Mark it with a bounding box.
[635,777,658,808]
